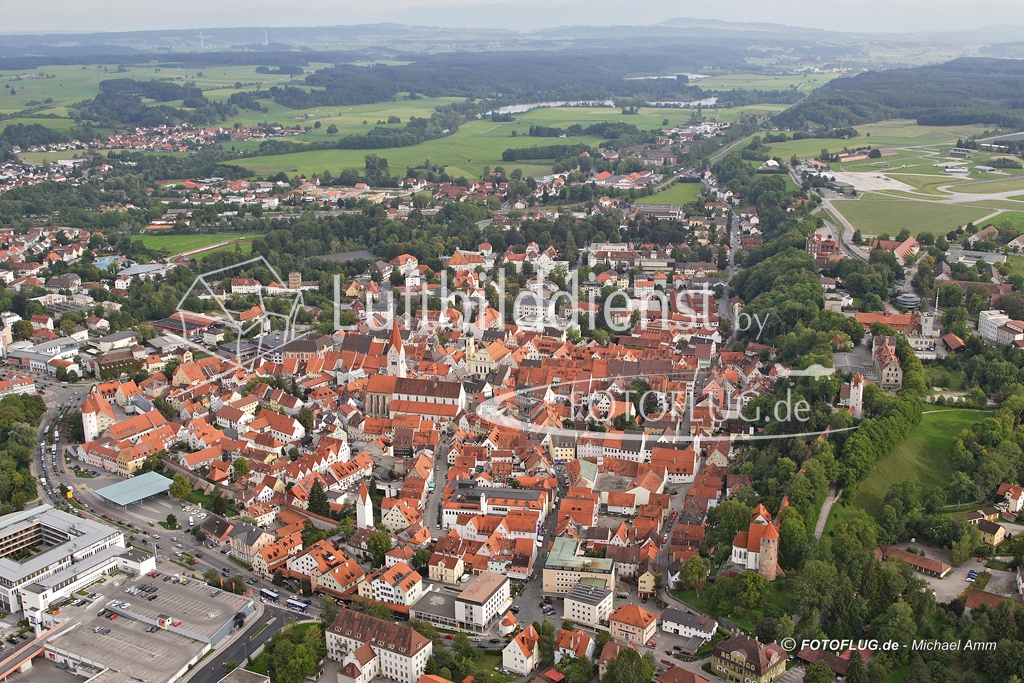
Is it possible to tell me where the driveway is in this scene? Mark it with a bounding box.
[890,541,1023,604]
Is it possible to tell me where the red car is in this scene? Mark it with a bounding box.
[444,635,455,640]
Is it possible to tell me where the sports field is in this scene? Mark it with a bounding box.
[138,232,263,256]
[643,181,704,205]
[851,408,989,517]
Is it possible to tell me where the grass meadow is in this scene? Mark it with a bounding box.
[831,196,994,236]
[138,232,263,256]
[642,181,705,204]
[850,409,988,517]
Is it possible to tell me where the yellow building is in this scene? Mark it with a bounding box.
[978,520,1006,547]
[428,553,465,585]
[712,635,786,683]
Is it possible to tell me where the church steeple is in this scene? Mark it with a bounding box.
[389,322,403,353]
[387,323,406,378]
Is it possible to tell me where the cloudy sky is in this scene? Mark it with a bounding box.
[0,0,1017,35]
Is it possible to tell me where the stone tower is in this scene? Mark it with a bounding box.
[386,323,406,378]
[757,523,779,581]
[356,481,373,530]
[849,373,865,420]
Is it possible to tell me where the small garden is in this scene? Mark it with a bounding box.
[670,574,796,634]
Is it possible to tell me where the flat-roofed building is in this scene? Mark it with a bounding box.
[455,571,511,632]
[543,537,615,595]
[563,583,613,627]
[0,506,133,624]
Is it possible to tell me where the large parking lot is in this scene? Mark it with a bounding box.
[46,606,207,683]
[100,565,250,641]
[35,558,254,683]
[888,541,1024,604]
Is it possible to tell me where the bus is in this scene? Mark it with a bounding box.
[260,588,280,603]
[51,444,57,456]
[286,599,308,613]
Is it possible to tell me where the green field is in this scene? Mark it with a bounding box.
[227,118,609,178]
[952,175,1024,195]
[852,409,988,517]
[2,60,806,179]
[832,197,994,236]
[643,181,704,205]
[983,210,1024,231]
[138,232,263,256]
[1007,255,1024,276]
[761,120,997,163]
[227,103,794,177]
[882,174,973,197]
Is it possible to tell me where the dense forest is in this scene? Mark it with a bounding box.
[252,108,464,156]
[73,78,238,127]
[773,58,1024,130]
[242,49,803,112]
[0,393,47,514]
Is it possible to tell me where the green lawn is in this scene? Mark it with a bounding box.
[642,181,704,205]
[953,175,1024,195]
[1008,255,1024,276]
[985,211,1024,232]
[138,233,264,256]
[831,197,994,236]
[187,489,238,517]
[852,409,989,517]
[669,579,795,634]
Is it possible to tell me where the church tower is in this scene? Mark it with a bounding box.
[757,523,779,581]
[465,334,476,377]
[356,481,373,529]
[386,323,406,378]
[849,373,865,420]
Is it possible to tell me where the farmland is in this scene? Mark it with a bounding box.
[1,57,807,178]
[224,103,787,177]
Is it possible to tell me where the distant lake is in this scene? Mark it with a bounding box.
[485,96,717,116]
[486,100,615,115]
[645,97,718,107]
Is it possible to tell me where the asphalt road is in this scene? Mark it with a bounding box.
[188,604,289,683]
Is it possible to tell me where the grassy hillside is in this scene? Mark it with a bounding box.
[852,408,989,517]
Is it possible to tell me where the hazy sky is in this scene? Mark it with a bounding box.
[0,0,1018,35]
